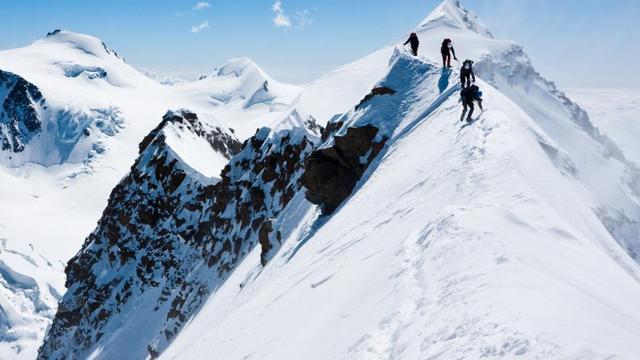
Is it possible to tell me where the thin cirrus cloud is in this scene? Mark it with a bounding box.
[191,21,210,33]
[272,1,314,30]
[176,2,211,17]
[296,9,314,29]
[185,2,211,33]
[193,2,211,11]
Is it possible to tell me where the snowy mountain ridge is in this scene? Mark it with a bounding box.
[38,110,316,359]
[157,1,640,359]
[156,45,640,359]
[0,29,302,359]
[5,0,640,359]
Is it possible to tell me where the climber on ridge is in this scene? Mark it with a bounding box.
[460,60,475,88]
[404,33,420,56]
[441,38,457,68]
[460,84,483,123]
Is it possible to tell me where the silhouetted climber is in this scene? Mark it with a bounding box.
[441,38,457,68]
[404,33,420,56]
[460,60,475,88]
[460,84,483,123]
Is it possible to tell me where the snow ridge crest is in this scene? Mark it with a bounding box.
[418,0,493,38]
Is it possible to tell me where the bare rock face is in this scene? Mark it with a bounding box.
[300,124,386,214]
[355,86,396,111]
[38,111,315,360]
[300,82,399,215]
[0,69,46,152]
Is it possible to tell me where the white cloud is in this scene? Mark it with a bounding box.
[272,1,291,28]
[295,9,314,29]
[193,2,211,10]
[191,21,210,33]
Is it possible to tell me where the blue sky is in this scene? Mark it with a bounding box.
[1,0,638,88]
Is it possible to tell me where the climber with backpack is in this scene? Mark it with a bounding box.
[460,84,483,123]
[404,33,420,56]
[441,38,457,68]
[460,60,476,88]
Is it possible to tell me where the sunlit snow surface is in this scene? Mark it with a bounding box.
[0,31,300,359]
[161,1,640,360]
[162,51,640,360]
[2,0,640,358]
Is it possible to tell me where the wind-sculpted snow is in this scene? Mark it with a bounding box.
[302,50,447,213]
[161,44,640,360]
[294,0,640,267]
[473,43,640,264]
[38,110,316,359]
[0,69,45,152]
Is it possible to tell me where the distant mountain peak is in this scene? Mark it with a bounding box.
[418,0,493,38]
[39,29,124,60]
[206,57,269,81]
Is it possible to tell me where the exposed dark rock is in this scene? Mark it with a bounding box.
[47,29,62,37]
[38,113,315,360]
[304,115,324,136]
[258,220,275,266]
[300,124,387,214]
[138,111,241,158]
[321,120,344,142]
[355,86,396,111]
[0,69,46,152]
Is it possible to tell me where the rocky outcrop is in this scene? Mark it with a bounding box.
[0,69,46,152]
[355,86,396,111]
[301,124,387,214]
[38,111,315,360]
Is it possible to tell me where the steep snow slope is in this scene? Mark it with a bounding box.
[291,0,640,262]
[162,49,640,360]
[0,30,301,359]
[570,88,640,167]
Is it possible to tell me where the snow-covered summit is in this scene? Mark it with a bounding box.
[38,29,124,61]
[418,0,493,38]
[175,57,303,139]
[0,30,158,92]
[210,57,266,78]
[180,57,301,111]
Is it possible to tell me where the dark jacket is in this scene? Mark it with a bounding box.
[460,61,476,82]
[404,34,419,49]
[441,38,455,57]
[460,85,482,104]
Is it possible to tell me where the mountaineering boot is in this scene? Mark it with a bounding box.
[460,108,467,122]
